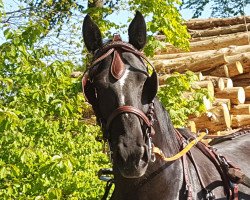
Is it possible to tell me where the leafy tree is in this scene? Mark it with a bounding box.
[0,17,110,199]
[181,0,250,18]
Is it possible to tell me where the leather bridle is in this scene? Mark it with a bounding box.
[82,34,158,159]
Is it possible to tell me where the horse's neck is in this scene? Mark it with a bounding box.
[153,98,180,156]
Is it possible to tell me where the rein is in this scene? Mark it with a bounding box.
[152,131,207,162]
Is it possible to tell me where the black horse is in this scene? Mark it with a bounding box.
[82,11,250,200]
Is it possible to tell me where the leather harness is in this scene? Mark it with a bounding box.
[82,34,242,200]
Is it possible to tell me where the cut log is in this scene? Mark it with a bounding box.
[189,23,250,38]
[230,104,250,115]
[185,16,250,30]
[187,121,196,133]
[160,32,250,53]
[245,86,250,100]
[191,32,249,51]
[213,98,231,110]
[172,54,228,73]
[233,79,250,87]
[231,115,250,128]
[203,76,225,91]
[233,72,250,80]
[204,65,229,77]
[192,104,231,133]
[192,80,214,97]
[226,52,250,68]
[221,78,233,88]
[215,87,245,105]
[196,72,204,81]
[244,66,250,73]
[203,96,212,110]
[226,62,244,77]
[154,44,250,59]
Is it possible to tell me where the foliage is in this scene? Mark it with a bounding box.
[0,18,110,199]
[157,71,211,127]
[181,0,250,18]
[1,0,189,61]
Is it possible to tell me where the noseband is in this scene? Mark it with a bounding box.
[82,34,158,160]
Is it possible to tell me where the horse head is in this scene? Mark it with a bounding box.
[82,11,158,178]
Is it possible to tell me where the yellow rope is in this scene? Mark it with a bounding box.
[152,131,207,162]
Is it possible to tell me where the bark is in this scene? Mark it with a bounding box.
[245,86,250,100]
[189,23,250,38]
[159,32,250,54]
[172,54,227,73]
[233,79,250,87]
[185,16,250,30]
[204,65,229,77]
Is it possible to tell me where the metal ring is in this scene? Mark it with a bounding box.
[198,128,209,136]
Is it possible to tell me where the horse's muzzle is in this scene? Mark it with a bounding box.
[116,144,149,178]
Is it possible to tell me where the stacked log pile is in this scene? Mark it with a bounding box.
[153,16,250,137]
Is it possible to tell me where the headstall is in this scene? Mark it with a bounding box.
[82,34,158,159]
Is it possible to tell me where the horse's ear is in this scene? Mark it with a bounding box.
[128,11,147,50]
[142,70,158,103]
[82,14,103,53]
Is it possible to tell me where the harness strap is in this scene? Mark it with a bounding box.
[152,131,207,162]
[106,105,152,130]
[195,142,233,199]
[188,149,208,194]
[182,149,193,199]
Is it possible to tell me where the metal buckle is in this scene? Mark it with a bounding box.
[146,130,156,162]
[98,168,114,182]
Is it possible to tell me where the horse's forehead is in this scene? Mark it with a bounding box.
[122,52,146,71]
